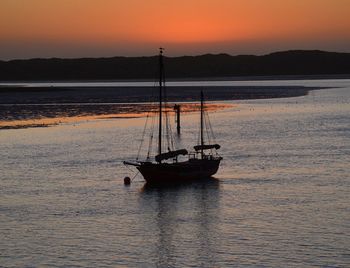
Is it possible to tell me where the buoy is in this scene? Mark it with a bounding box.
[124,176,131,185]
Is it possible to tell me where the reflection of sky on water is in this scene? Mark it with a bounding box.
[0,103,232,129]
[0,82,349,267]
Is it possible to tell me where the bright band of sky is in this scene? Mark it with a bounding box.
[0,0,349,59]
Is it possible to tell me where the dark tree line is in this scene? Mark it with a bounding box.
[1,50,349,81]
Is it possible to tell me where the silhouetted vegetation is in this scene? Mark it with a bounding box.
[0,50,349,81]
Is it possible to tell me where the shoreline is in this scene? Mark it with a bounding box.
[1,74,349,84]
[0,103,233,130]
[0,85,327,104]
[0,85,328,129]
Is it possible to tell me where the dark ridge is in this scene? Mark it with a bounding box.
[0,50,350,81]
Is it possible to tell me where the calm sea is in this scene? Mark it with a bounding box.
[1,80,349,267]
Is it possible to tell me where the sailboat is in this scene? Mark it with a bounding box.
[124,48,222,184]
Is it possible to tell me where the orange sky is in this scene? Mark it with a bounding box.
[1,0,349,59]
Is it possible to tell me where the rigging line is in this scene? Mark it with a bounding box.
[197,103,201,146]
[146,65,159,160]
[165,110,170,150]
[204,114,210,144]
[147,73,159,160]
[166,107,175,151]
[203,110,210,142]
[166,112,171,151]
[204,107,212,145]
[168,110,175,150]
[163,114,166,150]
[124,163,137,174]
[146,58,158,157]
[166,111,171,151]
[204,110,217,155]
[147,111,156,160]
[166,109,175,151]
[131,171,141,182]
[209,112,215,143]
[147,131,153,160]
[206,110,217,142]
[146,82,157,159]
[204,112,209,143]
[136,113,150,160]
[163,72,170,152]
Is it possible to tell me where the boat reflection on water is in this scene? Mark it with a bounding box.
[138,177,221,266]
[141,176,220,190]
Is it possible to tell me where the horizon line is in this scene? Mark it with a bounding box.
[1,49,349,62]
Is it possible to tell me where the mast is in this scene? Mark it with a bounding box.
[158,48,164,161]
[200,90,204,159]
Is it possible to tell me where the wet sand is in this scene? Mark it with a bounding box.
[0,85,326,129]
[0,103,231,129]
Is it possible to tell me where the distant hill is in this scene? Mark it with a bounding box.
[0,50,350,81]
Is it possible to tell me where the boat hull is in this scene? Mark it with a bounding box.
[137,158,221,184]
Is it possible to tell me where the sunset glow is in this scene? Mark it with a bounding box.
[1,0,349,59]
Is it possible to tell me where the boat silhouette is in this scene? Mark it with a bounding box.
[124,48,222,184]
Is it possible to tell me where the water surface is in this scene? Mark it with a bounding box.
[0,80,349,267]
